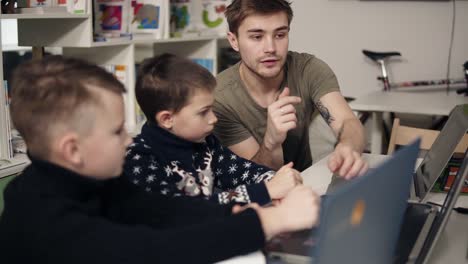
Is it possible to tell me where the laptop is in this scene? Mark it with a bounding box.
[414,104,468,202]
[267,104,468,264]
[395,104,468,264]
[267,139,420,264]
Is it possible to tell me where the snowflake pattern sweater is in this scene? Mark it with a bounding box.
[124,122,275,205]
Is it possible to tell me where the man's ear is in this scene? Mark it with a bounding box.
[155,110,174,129]
[56,132,82,167]
[227,32,239,52]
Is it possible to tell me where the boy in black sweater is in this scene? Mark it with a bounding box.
[0,56,320,263]
[125,54,302,205]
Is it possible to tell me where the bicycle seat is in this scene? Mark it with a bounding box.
[362,50,401,61]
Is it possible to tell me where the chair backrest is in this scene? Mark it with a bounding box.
[387,118,468,155]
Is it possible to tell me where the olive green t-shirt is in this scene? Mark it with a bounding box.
[213,51,340,171]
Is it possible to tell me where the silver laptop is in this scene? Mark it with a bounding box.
[414,104,468,202]
[401,104,468,264]
[267,140,420,264]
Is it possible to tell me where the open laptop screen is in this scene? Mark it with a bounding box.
[416,151,468,263]
[414,104,468,201]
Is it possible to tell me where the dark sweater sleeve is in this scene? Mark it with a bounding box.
[211,138,275,205]
[49,208,265,264]
[0,178,265,264]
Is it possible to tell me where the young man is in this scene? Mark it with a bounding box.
[124,53,301,205]
[0,56,320,264]
[213,0,368,178]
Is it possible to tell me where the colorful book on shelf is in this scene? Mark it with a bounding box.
[192,58,213,73]
[56,0,73,12]
[94,33,133,43]
[72,0,87,14]
[114,65,127,85]
[130,0,170,39]
[94,0,131,36]
[443,159,467,193]
[169,0,230,38]
[432,156,467,194]
[17,0,53,8]
[100,64,128,86]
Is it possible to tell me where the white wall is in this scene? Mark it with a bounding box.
[289,0,468,97]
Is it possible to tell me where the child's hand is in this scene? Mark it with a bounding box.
[255,186,320,240]
[266,162,302,200]
[277,186,320,231]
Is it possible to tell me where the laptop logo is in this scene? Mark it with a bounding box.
[351,199,366,226]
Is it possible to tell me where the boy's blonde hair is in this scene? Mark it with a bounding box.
[135,53,216,122]
[10,56,126,159]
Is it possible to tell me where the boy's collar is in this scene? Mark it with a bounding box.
[143,121,207,148]
[27,153,108,197]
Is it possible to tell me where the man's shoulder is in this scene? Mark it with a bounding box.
[287,51,323,69]
[287,51,336,80]
[215,63,241,95]
[288,50,316,60]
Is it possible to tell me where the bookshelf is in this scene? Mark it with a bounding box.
[0,0,233,173]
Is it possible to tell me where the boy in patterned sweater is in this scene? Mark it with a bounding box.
[124,53,302,205]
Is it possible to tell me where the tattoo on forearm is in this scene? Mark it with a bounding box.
[315,101,335,125]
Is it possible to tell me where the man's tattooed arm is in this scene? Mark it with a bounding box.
[315,100,335,125]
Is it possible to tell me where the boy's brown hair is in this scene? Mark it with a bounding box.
[225,0,293,35]
[10,55,126,159]
[135,53,216,122]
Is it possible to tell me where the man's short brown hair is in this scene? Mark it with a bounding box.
[10,55,126,159]
[135,53,216,122]
[225,0,293,35]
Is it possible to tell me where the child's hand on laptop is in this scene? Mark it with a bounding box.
[277,186,320,230]
[254,186,320,241]
[266,162,303,200]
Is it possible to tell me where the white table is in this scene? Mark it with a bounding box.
[301,153,468,264]
[349,91,468,154]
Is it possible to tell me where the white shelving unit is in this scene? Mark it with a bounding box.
[0,21,7,161]
[0,0,232,168]
[0,21,30,176]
